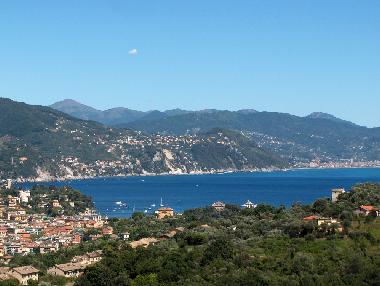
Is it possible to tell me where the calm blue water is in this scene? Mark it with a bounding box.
[23,168,380,218]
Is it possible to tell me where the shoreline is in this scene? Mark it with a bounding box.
[17,165,380,184]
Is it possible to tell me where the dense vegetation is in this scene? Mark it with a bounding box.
[1,185,94,216]
[72,183,380,286]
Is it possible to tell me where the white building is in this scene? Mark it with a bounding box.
[5,179,12,190]
[331,188,345,203]
[18,190,31,203]
[242,200,257,209]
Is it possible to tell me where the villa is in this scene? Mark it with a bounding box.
[11,266,39,285]
[155,207,174,219]
[212,201,226,211]
[242,200,257,209]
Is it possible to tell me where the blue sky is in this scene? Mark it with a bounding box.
[1,1,379,127]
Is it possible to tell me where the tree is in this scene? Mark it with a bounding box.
[202,237,233,264]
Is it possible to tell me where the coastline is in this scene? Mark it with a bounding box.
[17,164,380,184]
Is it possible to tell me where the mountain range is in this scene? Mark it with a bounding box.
[50,99,259,126]
[50,99,380,163]
[0,98,283,180]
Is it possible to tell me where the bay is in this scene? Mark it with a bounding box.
[23,168,380,218]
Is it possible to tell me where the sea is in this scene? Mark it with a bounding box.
[22,168,380,218]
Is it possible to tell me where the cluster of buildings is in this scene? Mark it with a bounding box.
[0,250,103,285]
[0,188,111,262]
[302,188,380,232]
[297,160,380,170]
[332,188,380,217]
[47,250,103,278]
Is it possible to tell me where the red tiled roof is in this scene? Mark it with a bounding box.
[303,215,320,221]
[360,205,376,211]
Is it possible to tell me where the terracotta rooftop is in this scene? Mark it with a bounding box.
[360,205,377,211]
[157,207,173,211]
[55,262,85,272]
[13,266,39,275]
[303,215,321,221]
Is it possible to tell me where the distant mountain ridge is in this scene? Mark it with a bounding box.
[124,111,380,163]
[50,99,265,126]
[49,99,380,164]
[50,99,146,125]
[50,99,353,127]
[1,98,283,180]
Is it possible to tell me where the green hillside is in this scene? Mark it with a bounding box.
[124,110,380,162]
[0,98,283,180]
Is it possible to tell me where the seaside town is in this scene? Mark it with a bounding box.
[0,177,379,285]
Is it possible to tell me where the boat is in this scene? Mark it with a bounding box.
[160,198,164,207]
[115,201,123,205]
[151,204,156,207]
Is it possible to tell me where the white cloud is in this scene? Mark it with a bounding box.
[128,48,138,55]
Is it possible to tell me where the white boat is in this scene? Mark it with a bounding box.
[160,197,164,207]
[115,201,123,205]
[151,204,156,207]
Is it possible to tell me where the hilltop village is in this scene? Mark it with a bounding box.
[0,181,378,285]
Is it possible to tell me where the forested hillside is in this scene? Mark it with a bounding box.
[0,99,283,180]
[124,111,380,163]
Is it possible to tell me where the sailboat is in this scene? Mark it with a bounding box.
[160,197,164,207]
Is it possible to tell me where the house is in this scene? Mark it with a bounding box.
[7,196,19,208]
[0,226,8,237]
[71,251,103,265]
[212,201,225,211]
[354,205,380,217]
[47,262,85,278]
[18,190,31,203]
[102,226,113,235]
[11,266,39,285]
[5,179,12,190]
[0,267,11,282]
[155,207,174,219]
[331,188,345,203]
[316,217,340,227]
[160,227,184,239]
[119,232,130,241]
[303,215,321,221]
[72,233,81,244]
[242,200,257,209]
[52,200,61,208]
[303,215,342,231]
[129,237,159,249]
